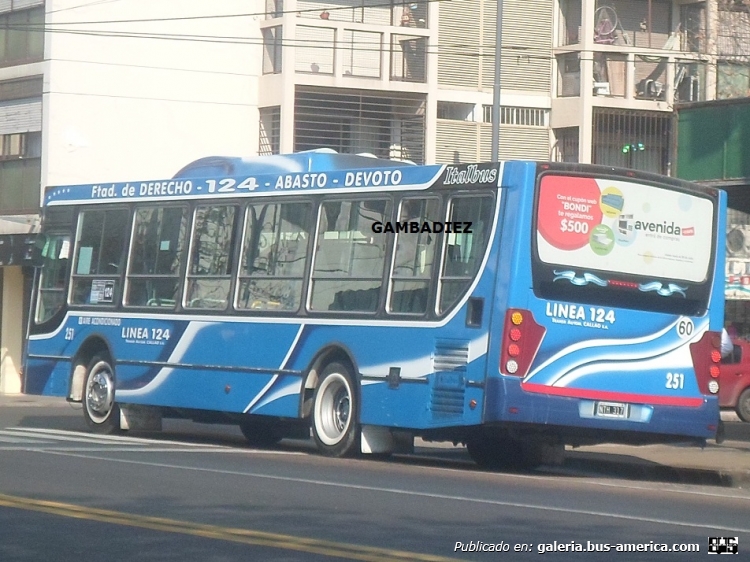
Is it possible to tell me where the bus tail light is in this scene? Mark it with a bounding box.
[500,309,546,377]
[689,330,721,395]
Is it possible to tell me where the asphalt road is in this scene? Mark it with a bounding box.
[0,403,748,561]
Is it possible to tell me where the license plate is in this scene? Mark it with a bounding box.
[596,401,628,418]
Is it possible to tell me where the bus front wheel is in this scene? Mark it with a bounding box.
[83,354,121,434]
[312,362,359,457]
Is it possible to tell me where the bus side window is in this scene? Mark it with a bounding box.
[309,199,389,312]
[70,208,129,306]
[34,233,71,323]
[438,195,493,313]
[125,206,188,308]
[184,205,237,310]
[388,197,440,314]
[236,202,312,312]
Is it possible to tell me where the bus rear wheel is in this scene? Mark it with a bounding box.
[312,362,359,457]
[83,354,121,434]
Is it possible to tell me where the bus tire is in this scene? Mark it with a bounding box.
[737,388,750,423]
[239,418,283,448]
[83,354,121,434]
[312,362,359,457]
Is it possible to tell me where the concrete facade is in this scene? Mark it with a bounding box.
[0,0,263,393]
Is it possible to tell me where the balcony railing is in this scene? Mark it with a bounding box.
[556,48,709,104]
[294,0,428,29]
[264,18,428,83]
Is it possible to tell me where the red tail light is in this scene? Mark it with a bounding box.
[689,330,721,396]
[500,309,546,377]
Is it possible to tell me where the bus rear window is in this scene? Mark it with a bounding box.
[532,174,716,315]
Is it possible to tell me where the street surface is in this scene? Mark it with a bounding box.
[0,400,748,561]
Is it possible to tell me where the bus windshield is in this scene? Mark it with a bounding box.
[532,173,716,315]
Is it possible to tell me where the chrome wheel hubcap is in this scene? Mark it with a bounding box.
[315,373,352,446]
[86,365,114,424]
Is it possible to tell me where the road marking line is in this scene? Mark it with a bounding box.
[36,449,750,535]
[0,493,460,562]
[4,427,228,447]
[0,435,55,444]
[0,446,303,453]
[0,429,143,445]
[8,431,748,503]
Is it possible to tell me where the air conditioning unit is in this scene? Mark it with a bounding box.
[727,226,750,257]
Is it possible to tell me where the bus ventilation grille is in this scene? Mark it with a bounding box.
[432,340,469,372]
[431,341,469,417]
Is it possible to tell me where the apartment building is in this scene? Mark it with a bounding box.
[260,0,553,164]
[0,0,261,393]
[260,0,748,174]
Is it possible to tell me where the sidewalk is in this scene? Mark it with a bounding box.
[3,393,750,487]
[0,394,71,408]
[562,412,750,488]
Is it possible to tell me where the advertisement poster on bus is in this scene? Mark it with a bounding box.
[536,175,713,284]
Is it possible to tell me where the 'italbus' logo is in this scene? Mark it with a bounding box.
[443,164,498,186]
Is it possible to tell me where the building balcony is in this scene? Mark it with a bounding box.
[262,1,429,90]
[554,45,709,109]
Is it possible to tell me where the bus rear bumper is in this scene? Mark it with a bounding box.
[486,377,720,444]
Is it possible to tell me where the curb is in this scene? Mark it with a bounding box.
[0,395,71,408]
[564,451,750,488]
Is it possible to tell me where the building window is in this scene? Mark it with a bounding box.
[295,26,335,74]
[482,106,549,127]
[262,27,283,74]
[259,106,281,155]
[437,102,474,121]
[390,34,426,82]
[0,131,41,213]
[559,0,582,46]
[0,131,39,159]
[0,7,44,66]
[592,109,671,175]
[0,76,42,101]
[297,0,427,28]
[680,2,705,53]
[553,127,579,163]
[342,29,382,78]
[717,62,750,99]
[265,0,283,19]
[294,88,426,164]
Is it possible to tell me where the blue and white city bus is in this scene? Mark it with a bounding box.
[25,151,726,468]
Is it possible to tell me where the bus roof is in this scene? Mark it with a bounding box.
[173,149,412,178]
[44,152,508,207]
